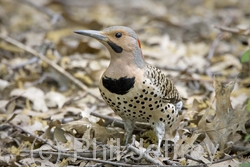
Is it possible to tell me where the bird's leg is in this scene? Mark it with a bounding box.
[123,118,135,145]
[153,122,165,156]
[175,101,183,113]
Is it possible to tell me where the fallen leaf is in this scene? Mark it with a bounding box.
[10,87,48,112]
[198,79,248,150]
[45,91,67,109]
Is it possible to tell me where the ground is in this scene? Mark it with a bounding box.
[0,0,250,166]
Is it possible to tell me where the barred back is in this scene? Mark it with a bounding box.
[145,65,181,105]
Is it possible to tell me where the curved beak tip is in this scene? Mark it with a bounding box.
[74,30,85,35]
[74,30,107,41]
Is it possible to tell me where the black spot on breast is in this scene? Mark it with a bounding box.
[102,76,135,95]
[107,41,123,53]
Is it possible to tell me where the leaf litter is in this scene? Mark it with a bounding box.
[0,0,250,166]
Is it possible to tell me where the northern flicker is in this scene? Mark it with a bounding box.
[75,26,182,152]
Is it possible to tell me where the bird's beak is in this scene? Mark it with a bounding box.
[74,30,108,41]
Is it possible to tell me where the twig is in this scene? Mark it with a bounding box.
[214,25,250,36]
[10,57,39,70]
[26,151,132,166]
[17,0,63,24]
[90,111,125,129]
[211,149,250,165]
[90,111,149,131]
[0,35,103,101]
[22,146,122,159]
[9,122,59,151]
[230,145,249,152]
[185,154,205,164]
[127,145,164,165]
[206,32,224,61]
[205,32,225,76]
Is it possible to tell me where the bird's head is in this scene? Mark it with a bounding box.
[74,26,145,68]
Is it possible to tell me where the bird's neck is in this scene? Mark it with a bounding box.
[104,51,146,79]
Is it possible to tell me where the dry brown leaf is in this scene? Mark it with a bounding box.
[54,127,67,143]
[63,118,124,144]
[198,79,248,150]
[74,72,93,86]
[210,54,242,73]
[174,133,201,159]
[10,87,48,112]
[45,91,67,109]
[45,28,74,44]
[188,144,210,165]
[209,155,240,167]
[0,41,24,53]
[201,133,219,162]
[0,79,10,92]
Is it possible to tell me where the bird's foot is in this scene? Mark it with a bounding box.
[145,144,163,158]
[121,134,137,156]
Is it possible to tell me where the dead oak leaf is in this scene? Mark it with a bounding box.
[198,79,248,150]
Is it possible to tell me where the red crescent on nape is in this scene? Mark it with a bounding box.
[137,39,144,58]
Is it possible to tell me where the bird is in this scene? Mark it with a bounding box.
[74,26,182,152]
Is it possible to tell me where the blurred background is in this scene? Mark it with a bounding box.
[0,0,250,165]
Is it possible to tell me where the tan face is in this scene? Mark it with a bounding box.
[100,29,142,53]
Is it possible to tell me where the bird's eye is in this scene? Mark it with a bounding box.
[115,32,122,38]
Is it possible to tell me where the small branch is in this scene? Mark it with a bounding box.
[90,111,149,131]
[22,146,122,159]
[211,148,250,165]
[10,57,39,70]
[0,35,103,101]
[26,151,132,166]
[127,145,163,165]
[214,25,250,36]
[9,122,59,151]
[230,145,249,152]
[205,32,224,76]
[18,0,63,24]
[185,154,205,164]
[206,32,224,61]
[90,111,125,129]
